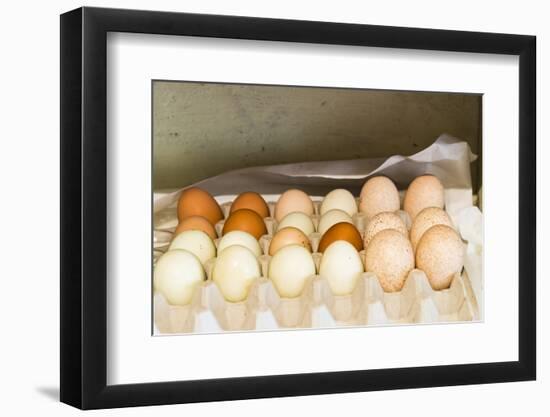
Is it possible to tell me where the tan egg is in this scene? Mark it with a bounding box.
[359,176,400,218]
[277,211,315,236]
[320,189,358,217]
[416,225,464,290]
[403,175,445,220]
[365,229,414,292]
[410,207,454,251]
[274,189,314,222]
[317,209,353,235]
[222,208,267,240]
[269,227,312,256]
[230,191,270,218]
[364,212,408,247]
[318,222,363,253]
[174,215,217,240]
[177,187,224,226]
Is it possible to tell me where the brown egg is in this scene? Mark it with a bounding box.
[174,215,217,240]
[177,187,224,226]
[274,189,314,222]
[268,227,312,256]
[230,191,270,218]
[318,222,363,253]
[222,208,267,240]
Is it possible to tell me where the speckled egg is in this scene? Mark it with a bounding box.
[359,176,400,219]
[415,225,464,290]
[410,207,454,251]
[403,175,445,220]
[364,211,408,248]
[365,229,414,292]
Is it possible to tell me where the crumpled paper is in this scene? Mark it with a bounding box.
[154,133,477,217]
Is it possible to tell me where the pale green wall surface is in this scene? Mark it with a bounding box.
[153,81,481,190]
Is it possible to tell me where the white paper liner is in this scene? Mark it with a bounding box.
[154,134,477,217]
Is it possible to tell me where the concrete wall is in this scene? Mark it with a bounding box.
[153,81,482,191]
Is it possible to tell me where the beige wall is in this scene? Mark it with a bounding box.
[153,81,481,191]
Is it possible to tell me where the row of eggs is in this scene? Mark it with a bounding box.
[154,175,464,307]
[174,174,445,239]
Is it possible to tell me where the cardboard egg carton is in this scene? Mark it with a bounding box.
[154,243,480,334]
[154,269,478,334]
[153,189,482,334]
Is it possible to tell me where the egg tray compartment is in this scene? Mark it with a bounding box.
[154,250,479,334]
[258,263,479,330]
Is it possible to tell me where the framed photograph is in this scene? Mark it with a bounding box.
[60,6,536,410]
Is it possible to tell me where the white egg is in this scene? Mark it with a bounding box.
[168,230,216,266]
[212,245,261,302]
[277,211,315,236]
[217,230,262,257]
[317,209,353,235]
[319,240,364,295]
[154,249,205,306]
[320,189,358,217]
[268,244,316,298]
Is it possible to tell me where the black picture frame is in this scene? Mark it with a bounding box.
[60,6,536,410]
